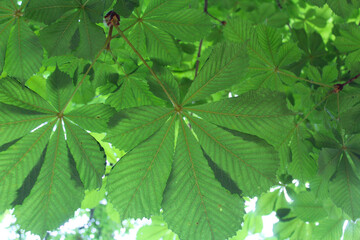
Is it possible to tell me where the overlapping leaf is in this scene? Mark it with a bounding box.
[118,0,211,65]
[26,0,106,60]
[0,69,114,235]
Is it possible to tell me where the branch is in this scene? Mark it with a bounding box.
[333,73,360,93]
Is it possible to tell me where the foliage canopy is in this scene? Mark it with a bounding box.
[1,0,360,239]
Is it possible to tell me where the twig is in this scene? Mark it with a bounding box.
[204,0,226,25]
[194,40,203,79]
[276,0,283,9]
[333,73,360,93]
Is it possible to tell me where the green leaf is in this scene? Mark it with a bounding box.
[143,0,190,18]
[14,124,84,236]
[75,13,106,60]
[106,75,161,111]
[0,122,53,212]
[105,106,173,151]
[187,116,279,197]
[0,78,55,113]
[224,16,255,44]
[143,22,181,65]
[312,218,344,240]
[137,215,179,240]
[344,221,360,240]
[65,104,115,132]
[0,103,55,146]
[327,0,359,18]
[288,127,317,181]
[329,155,360,220]
[182,42,248,105]
[146,9,212,42]
[64,120,105,190]
[114,0,139,18]
[25,0,78,24]
[47,67,73,111]
[311,148,342,200]
[334,23,360,69]
[186,90,294,148]
[162,117,244,240]
[4,19,43,82]
[255,189,280,216]
[291,192,327,222]
[107,115,176,219]
[246,25,302,91]
[39,11,80,57]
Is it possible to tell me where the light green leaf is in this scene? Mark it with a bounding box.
[292,192,327,222]
[105,106,173,151]
[182,42,248,105]
[187,116,279,197]
[0,103,55,146]
[143,23,181,65]
[0,78,56,113]
[4,18,43,82]
[274,218,313,240]
[329,155,360,220]
[162,117,244,240]
[65,103,115,132]
[334,23,360,68]
[64,120,106,190]
[146,9,212,42]
[344,221,360,240]
[312,218,344,240]
[186,90,294,148]
[289,127,317,181]
[137,215,179,240]
[47,67,73,111]
[14,124,84,236]
[0,122,53,212]
[107,115,176,219]
[255,189,280,216]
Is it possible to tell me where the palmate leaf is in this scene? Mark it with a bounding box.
[162,117,244,240]
[121,0,210,65]
[107,115,176,218]
[185,90,294,148]
[0,71,113,235]
[187,115,279,197]
[182,42,249,105]
[225,19,302,91]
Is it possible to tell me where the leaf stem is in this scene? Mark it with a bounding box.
[194,40,203,80]
[112,22,178,107]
